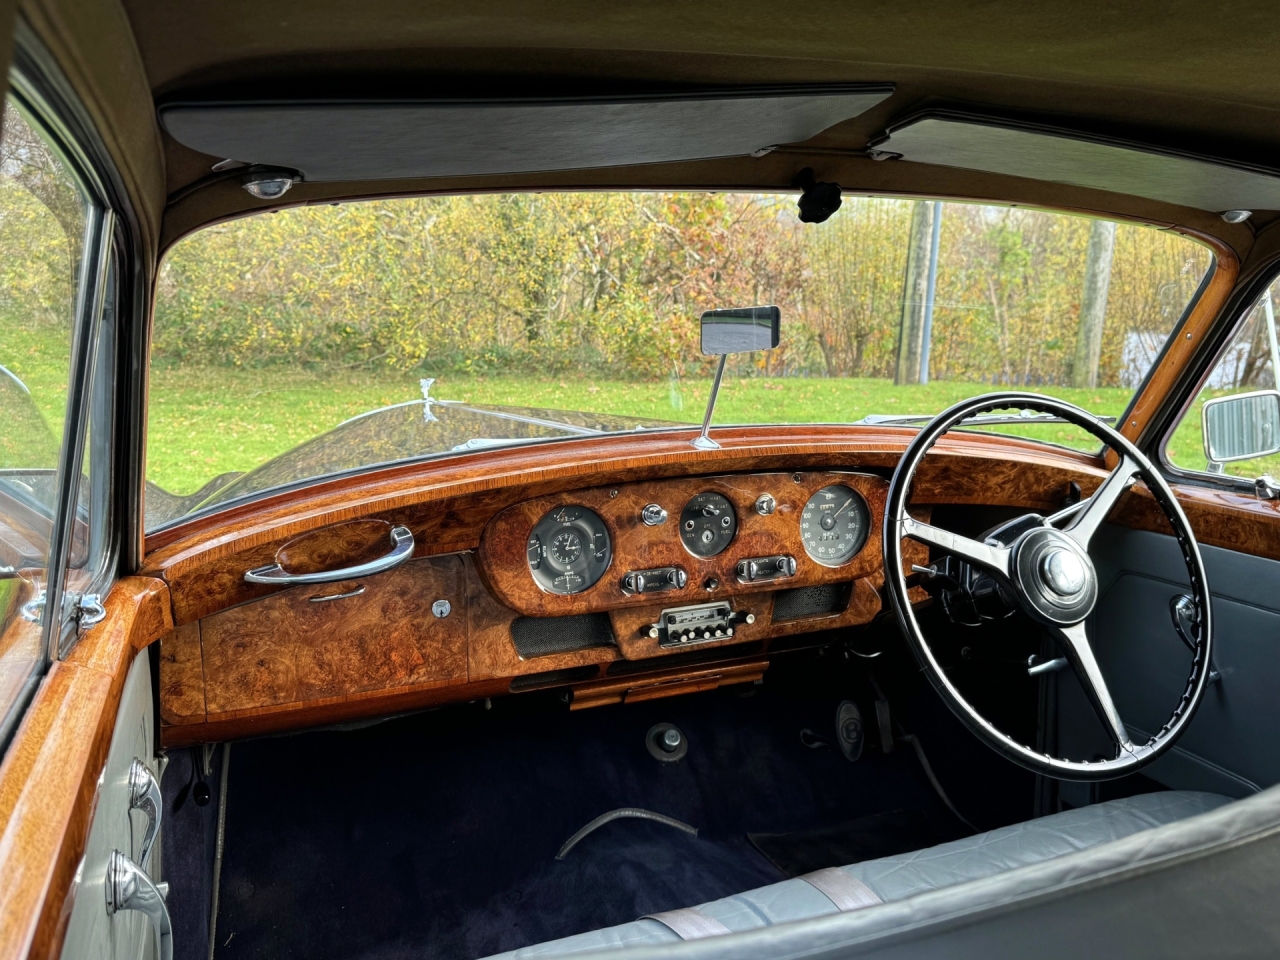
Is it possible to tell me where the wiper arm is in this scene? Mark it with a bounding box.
[858,412,1117,426]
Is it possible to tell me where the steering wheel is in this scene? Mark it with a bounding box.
[883,393,1213,780]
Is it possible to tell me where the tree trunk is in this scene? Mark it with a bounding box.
[1071,220,1117,388]
[895,201,934,385]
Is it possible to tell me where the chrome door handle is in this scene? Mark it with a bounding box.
[128,759,162,868]
[106,850,172,960]
[244,524,415,585]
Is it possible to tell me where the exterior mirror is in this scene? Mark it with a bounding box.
[700,306,780,356]
[1202,389,1280,463]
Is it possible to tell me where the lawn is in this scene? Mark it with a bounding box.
[145,364,1146,495]
[0,317,1247,497]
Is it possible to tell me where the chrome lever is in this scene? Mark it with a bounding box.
[20,589,45,623]
[1171,594,1221,685]
[128,759,162,869]
[106,850,173,960]
[244,524,415,585]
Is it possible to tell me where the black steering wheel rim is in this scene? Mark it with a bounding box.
[883,392,1214,781]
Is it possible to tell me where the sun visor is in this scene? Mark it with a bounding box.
[160,86,893,182]
[873,112,1280,213]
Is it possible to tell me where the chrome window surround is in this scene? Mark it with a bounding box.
[0,40,125,751]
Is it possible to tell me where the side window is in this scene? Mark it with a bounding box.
[1166,278,1280,480]
[0,90,101,735]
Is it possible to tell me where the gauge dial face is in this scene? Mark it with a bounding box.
[800,484,869,566]
[680,491,737,558]
[527,505,611,594]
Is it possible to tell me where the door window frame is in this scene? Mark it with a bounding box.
[1157,259,1280,490]
[0,52,124,748]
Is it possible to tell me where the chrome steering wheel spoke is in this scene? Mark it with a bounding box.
[1062,455,1140,551]
[1052,621,1132,753]
[899,516,1012,578]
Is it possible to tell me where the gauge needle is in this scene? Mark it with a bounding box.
[833,497,853,519]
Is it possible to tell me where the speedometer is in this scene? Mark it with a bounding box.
[799,484,869,566]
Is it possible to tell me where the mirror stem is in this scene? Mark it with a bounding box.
[692,354,728,450]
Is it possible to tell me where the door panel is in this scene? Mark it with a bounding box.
[60,651,165,960]
[1058,524,1280,796]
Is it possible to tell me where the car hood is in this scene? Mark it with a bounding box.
[145,399,687,528]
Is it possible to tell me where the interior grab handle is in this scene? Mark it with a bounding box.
[244,525,415,585]
[128,759,162,869]
[106,850,173,960]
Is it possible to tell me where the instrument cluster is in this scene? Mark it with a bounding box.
[519,474,875,599]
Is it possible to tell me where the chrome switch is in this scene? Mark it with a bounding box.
[736,555,797,583]
[622,567,688,595]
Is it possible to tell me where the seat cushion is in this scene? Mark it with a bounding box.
[489,790,1230,958]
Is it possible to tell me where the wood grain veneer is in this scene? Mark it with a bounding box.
[466,555,620,681]
[1122,242,1239,448]
[200,556,468,717]
[157,621,205,725]
[569,661,769,711]
[478,471,888,617]
[0,577,171,960]
[143,425,1112,624]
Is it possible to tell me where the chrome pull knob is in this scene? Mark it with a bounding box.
[128,759,162,869]
[641,504,668,526]
[106,850,173,960]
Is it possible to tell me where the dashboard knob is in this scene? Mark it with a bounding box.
[701,504,721,518]
[642,503,668,526]
[755,494,776,516]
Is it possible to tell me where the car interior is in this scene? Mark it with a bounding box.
[4,4,1280,960]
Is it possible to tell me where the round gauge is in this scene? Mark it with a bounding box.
[527,505,611,595]
[800,484,870,566]
[680,491,737,558]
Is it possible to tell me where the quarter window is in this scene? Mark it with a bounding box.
[1165,278,1280,481]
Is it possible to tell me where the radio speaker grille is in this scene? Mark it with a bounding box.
[772,583,852,621]
[511,613,615,657]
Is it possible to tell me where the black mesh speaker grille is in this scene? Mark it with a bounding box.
[509,666,600,692]
[772,583,853,621]
[511,613,615,658]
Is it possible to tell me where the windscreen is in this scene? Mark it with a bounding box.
[146,192,1211,529]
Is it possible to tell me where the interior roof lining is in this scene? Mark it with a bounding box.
[876,111,1280,214]
[158,85,895,183]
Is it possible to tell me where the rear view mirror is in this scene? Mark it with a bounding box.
[1202,389,1280,463]
[701,306,780,355]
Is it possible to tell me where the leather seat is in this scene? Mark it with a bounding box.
[489,791,1230,958]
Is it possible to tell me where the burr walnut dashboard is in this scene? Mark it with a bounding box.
[145,424,1120,746]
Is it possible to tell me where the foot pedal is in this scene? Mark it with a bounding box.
[874,698,894,754]
[835,701,865,762]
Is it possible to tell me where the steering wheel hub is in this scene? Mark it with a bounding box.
[1010,527,1098,625]
[1041,548,1086,596]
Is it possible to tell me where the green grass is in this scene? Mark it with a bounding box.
[5,317,1254,497]
[145,364,1145,495]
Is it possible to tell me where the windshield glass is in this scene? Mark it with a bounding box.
[146,192,1212,529]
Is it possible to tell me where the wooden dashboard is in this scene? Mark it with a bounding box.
[144,424,1130,747]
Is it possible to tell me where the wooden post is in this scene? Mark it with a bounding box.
[1071,220,1117,388]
